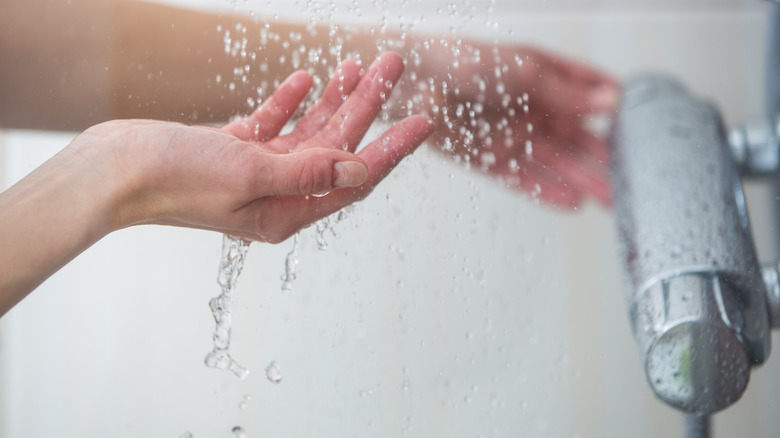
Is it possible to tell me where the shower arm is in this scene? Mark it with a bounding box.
[730,1,780,175]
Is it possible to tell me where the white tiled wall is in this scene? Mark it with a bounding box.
[1,2,778,438]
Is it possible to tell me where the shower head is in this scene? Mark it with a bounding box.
[610,74,771,415]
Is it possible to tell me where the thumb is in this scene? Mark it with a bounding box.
[265,148,368,196]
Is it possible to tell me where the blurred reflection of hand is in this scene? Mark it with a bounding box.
[402,41,618,208]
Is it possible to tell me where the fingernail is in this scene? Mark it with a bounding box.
[590,87,620,110]
[333,161,368,187]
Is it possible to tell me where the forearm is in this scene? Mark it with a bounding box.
[0,0,385,131]
[109,3,394,124]
[0,0,231,130]
[0,144,120,314]
[0,0,113,130]
[0,0,445,132]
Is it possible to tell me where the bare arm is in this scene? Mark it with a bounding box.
[0,0,263,129]
[0,0,386,130]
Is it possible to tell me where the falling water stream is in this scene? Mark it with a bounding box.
[204,216,344,381]
[204,234,251,380]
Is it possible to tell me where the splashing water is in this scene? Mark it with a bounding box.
[204,234,250,380]
[280,232,300,293]
[280,208,352,293]
[205,214,352,381]
[314,207,352,251]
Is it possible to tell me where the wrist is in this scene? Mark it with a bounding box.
[64,122,149,234]
[0,134,125,308]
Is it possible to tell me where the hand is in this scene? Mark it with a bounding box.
[403,41,618,208]
[81,52,433,242]
[0,52,432,312]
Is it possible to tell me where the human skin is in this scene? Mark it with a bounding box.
[0,0,619,207]
[0,53,434,316]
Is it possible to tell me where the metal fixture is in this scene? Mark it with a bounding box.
[609,3,780,437]
[611,74,770,415]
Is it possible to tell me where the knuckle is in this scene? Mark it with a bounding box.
[241,156,273,196]
[297,163,316,194]
[297,160,332,195]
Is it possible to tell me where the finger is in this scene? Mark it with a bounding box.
[224,70,314,142]
[554,70,619,114]
[536,70,593,116]
[549,118,610,165]
[499,165,583,209]
[259,147,369,196]
[297,52,406,153]
[533,47,618,88]
[529,140,612,206]
[286,59,363,145]
[255,115,433,241]
[518,49,619,115]
[522,45,620,95]
[343,115,434,193]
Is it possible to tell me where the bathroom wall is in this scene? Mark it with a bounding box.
[1,1,777,437]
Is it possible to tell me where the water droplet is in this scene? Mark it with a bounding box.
[531,184,542,204]
[266,361,282,383]
[238,394,252,409]
[232,426,247,438]
[480,151,496,168]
